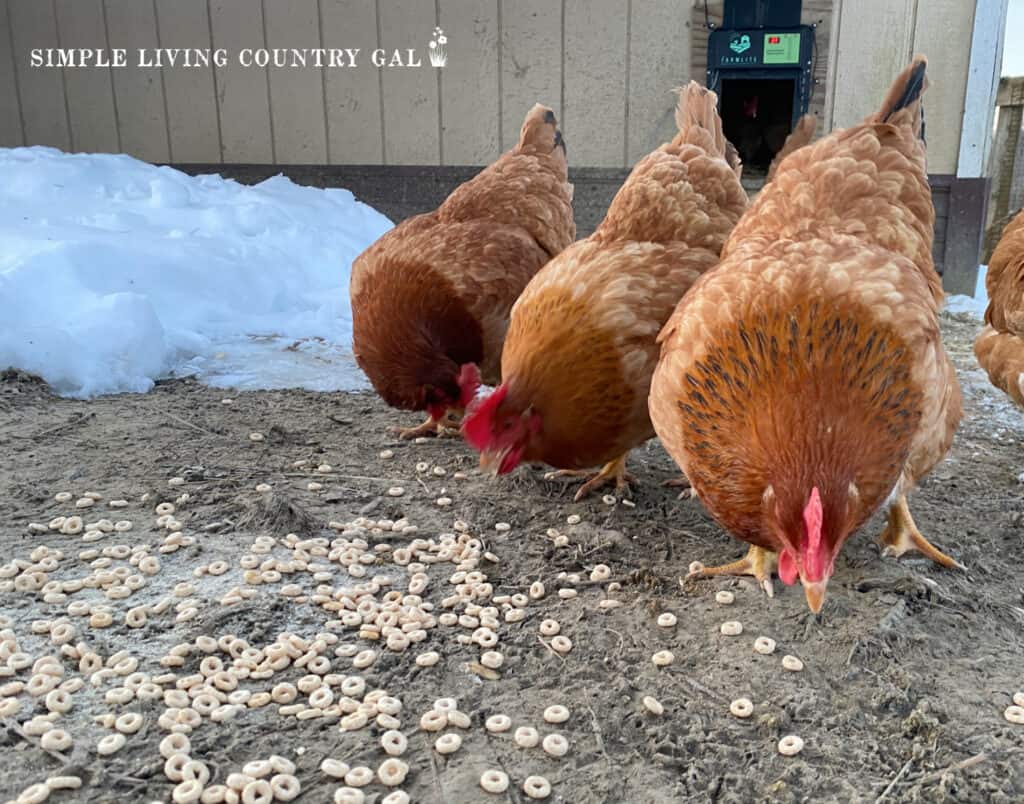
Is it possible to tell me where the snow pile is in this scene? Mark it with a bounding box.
[0,147,391,397]
[944,265,989,320]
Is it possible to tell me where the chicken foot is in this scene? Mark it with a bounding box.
[392,410,463,441]
[544,455,634,502]
[687,545,778,597]
[878,494,966,570]
[662,474,697,500]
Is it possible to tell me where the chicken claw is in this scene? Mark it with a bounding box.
[879,494,966,571]
[662,475,697,500]
[688,545,778,598]
[392,411,463,441]
[544,455,634,502]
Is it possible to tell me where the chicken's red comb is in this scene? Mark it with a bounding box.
[803,487,823,550]
[802,486,826,581]
[462,385,508,450]
[457,363,482,408]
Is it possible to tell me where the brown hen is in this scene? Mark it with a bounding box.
[350,105,574,439]
[766,114,816,182]
[462,83,747,499]
[975,210,1024,405]
[649,57,964,613]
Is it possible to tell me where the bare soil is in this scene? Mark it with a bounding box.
[1,312,1023,804]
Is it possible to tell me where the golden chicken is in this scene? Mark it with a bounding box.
[350,105,575,439]
[649,57,963,613]
[766,114,816,182]
[462,83,747,499]
[975,210,1024,405]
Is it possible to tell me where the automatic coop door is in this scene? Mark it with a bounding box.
[706,19,815,171]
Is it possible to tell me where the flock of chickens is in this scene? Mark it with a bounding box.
[350,56,1018,615]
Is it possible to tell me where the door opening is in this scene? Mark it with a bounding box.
[720,77,796,170]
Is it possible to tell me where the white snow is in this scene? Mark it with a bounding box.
[0,147,391,397]
[944,265,989,320]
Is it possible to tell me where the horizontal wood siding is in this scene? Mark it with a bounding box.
[0,0,988,173]
[8,0,71,151]
[56,0,119,154]
[104,0,170,162]
[0,5,24,147]
[626,0,692,165]
[498,0,561,153]
[155,0,220,162]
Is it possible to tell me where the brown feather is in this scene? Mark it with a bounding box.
[495,81,747,470]
[651,57,960,559]
[975,209,1024,405]
[766,114,817,182]
[350,104,574,412]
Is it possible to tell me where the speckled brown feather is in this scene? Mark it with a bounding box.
[500,82,747,470]
[766,114,816,182]
[975,209,1024,405]
[350,104,574,409]
[651,56,962,555]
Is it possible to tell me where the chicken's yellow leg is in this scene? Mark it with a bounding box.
[878,494,965,570]
[392,410,463,441]
[545,454,634,502]
[688,545,778,597]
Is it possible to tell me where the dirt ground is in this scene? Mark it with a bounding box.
[1,312,1023,804]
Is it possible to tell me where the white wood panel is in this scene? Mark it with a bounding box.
[564,0,628,167]
[104,0,171,162]
[627,0,692,165]
[2,0,987,172]
[0,5,25,147]
[8,0,71,150]
[912,0,977,174]
[378,0,440,164]
[209,0,273,163]
[831,0,915,129]
[954,0,1006,177]
[263,0,327,164]
[499,0,561,152]
[155,0,220,162]
[54,0,119,153]
[321,0,382,164]
[439,0,499,165]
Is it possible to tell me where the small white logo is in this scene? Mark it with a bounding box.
[729,34,751,54]
[429,27,448,67]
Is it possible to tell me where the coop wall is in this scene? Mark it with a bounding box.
[0,0,988,292]
[1,0,690,168]
[1,0,980,172]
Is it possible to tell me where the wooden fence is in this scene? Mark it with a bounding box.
[986,76,1024,260]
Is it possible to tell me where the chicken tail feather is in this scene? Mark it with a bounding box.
[871,55,928,141]
[674,82,728,161]
[517,103,567,157]
[767,114,817,181]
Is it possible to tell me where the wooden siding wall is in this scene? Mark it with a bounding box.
[0,0,978,171]
[0,0,691,167]
[828,0,976,175]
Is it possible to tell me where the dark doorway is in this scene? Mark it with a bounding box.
[720,77,795,171]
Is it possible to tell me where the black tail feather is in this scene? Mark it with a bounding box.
[884,60,926,122]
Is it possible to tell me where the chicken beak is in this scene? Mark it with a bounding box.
[802,579,828,614]
[478,447,508,477]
